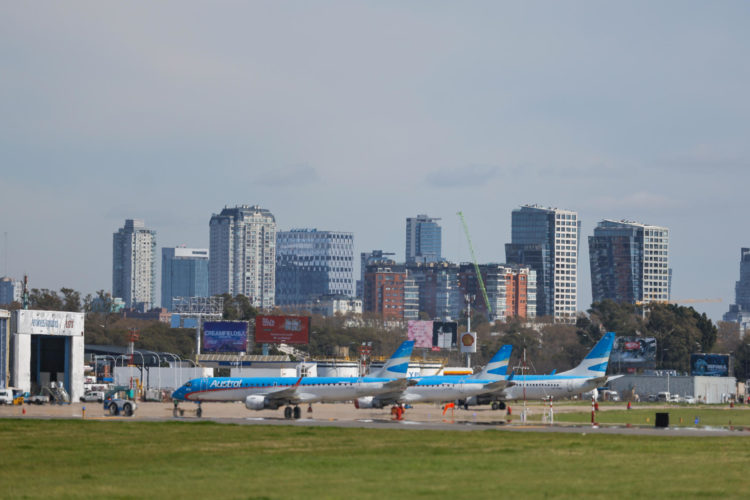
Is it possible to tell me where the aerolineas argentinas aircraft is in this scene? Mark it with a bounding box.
[465,332,617,406]
[354,344,514,411]
[171,340,415,419]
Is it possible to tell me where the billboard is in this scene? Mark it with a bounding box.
[255,315,310,344]
[13,310,84,336]
[610,336,656,372]
[407,320,434,348]
[459,331,477,353]
[690,354,731,377]
[203,321,248,353]
[433,321,457,349]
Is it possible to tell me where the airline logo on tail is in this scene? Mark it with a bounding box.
[373,340,415,377]
[577,332,615,376]
[477,345,513,379]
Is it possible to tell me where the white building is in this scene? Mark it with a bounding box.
[209,205,276,309]
[113,219,156,311]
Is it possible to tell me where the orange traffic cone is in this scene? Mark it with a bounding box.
[627,401,632,410]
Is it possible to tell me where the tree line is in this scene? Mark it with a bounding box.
[3,287,749,379]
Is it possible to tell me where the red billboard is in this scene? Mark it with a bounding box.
[255,315,310,344]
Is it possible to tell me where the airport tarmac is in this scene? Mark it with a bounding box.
[3,401,750,437]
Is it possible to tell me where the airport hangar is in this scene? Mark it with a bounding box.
[2,309,85,400]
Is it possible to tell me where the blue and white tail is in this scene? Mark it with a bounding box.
[559,332,615,377]
[370,340,415,378]
[474,345,513,379]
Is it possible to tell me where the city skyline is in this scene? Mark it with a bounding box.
[1,2,749,323]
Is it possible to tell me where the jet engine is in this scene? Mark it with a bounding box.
[353,396,385,409]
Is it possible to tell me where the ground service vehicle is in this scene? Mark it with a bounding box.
[103,386,137,416]
[80,391,105,403]
[0,389,13,405]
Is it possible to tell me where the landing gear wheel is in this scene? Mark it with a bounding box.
[284,406,293,419]
[491,402,499,411]
[173,406,179,418]
[293,406,301,419]
[498,401,506,410]
[196,406,203,418]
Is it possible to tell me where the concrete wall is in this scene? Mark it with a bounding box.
[610,375,737,404]
[114,366,213,390]
[11,333,31,392]
[69,336,84,401]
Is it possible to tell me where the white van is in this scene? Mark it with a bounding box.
[0,388,15,405]
[657,392,671,402]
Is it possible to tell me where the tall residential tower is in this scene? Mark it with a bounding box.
[113,219,156,311]
[405,214,442,264]
[588,220,670,305]
[505,205,579,322]
[209,205,276,309]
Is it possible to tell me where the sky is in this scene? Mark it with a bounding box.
[1,1,749,322]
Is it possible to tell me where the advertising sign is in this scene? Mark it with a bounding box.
[407,320,434,348]
[432,321,457,349]
[610,336,656,372]
[13,310,84,336]
[459,331,477,353]
[203,321,248,353]
[690,354,731,377]
[255,315,310,344]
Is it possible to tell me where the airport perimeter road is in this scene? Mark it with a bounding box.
[3,401,750,437]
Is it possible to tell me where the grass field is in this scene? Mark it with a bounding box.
[1,419,750,499]
[526,405,750,427]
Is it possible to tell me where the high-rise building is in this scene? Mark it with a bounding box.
[405,214,442,264]
[275,229,354,307]
[0,277,22,306]
[505,205,580,322]
[406,261,462,321]
[161,247,209,311]
[363,262,406,320]
[357,250,395,298]
[723,248,750,334]
[459,263,536,322]
[112,219,156,311]
[589,220,670,305]
[209,205,276,309]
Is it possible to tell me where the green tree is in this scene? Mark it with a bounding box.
[60,288,82,312]
[29,288,63,310]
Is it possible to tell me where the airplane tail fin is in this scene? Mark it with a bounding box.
[370,340,414,378]
[474,345,513,379]
[560,332,615,377]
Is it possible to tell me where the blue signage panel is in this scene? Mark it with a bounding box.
[690,354,731,377]
[203,321,248,353]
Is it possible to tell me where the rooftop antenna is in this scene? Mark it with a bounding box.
[3,231,7,277]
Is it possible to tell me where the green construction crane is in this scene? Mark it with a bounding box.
[457,211,492,318]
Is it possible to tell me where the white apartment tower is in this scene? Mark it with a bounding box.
[112,219,156,311]
[209,205,276,309]
[506,205,580,322]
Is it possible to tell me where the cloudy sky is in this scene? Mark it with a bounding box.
[1,1,748,322]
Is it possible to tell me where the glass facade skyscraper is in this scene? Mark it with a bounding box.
[161,247,209,311]
[723,248,750,334]
[588,220,670,305]
[275,229,354,307]
[405,215,442,264]
[505,205,579,322]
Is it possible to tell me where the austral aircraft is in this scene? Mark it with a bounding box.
[467,332,617,407]
[353,345,514,411]
[171,340,415,419]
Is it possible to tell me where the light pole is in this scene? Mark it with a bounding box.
[162,353,181,390]
[141,350,161,391]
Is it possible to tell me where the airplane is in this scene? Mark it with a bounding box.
[171,340,415,419]
[353,344,514,411]
[463,332,617,408]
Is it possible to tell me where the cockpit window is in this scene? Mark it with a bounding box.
[185,381,191,388]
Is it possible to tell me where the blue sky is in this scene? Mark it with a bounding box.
[1,1,749,322]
